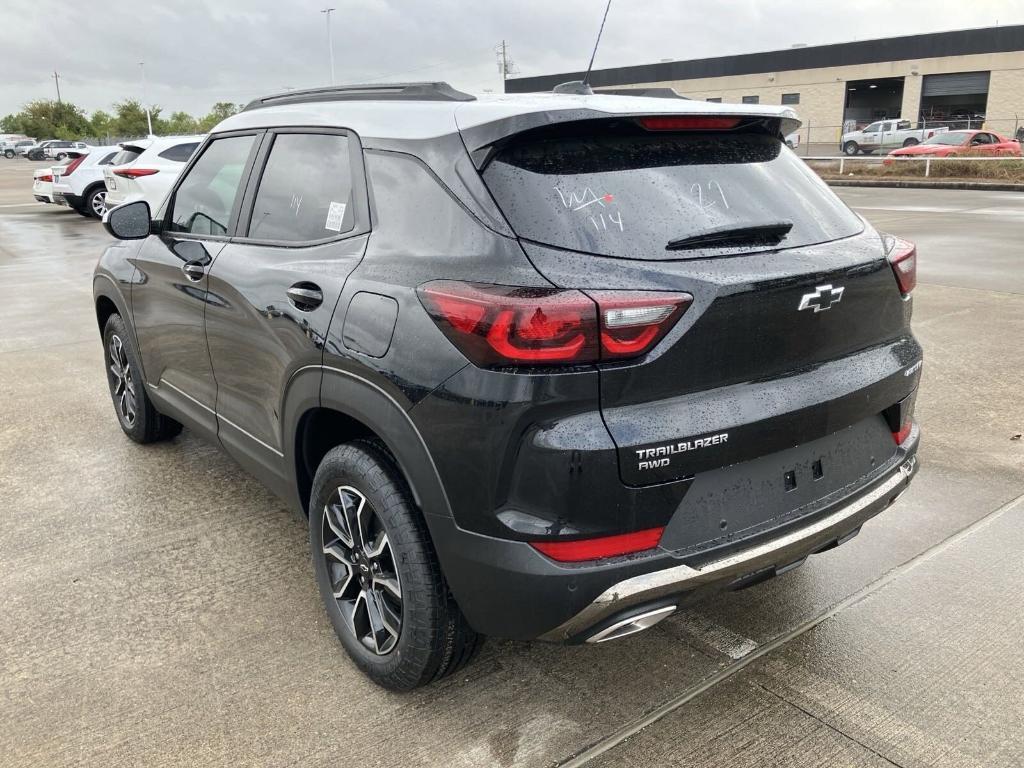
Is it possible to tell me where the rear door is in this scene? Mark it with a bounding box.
[480,118,920,492]
[204,128,370,486]
[131,132,261,436]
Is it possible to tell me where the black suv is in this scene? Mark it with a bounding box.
[94,83,921,690]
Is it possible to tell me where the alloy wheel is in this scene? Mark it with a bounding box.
[107,334,137,426]
[321,485,403,655]
[91,191,106,217]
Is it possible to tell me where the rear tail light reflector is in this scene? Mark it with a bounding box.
[39,174,53,182]
[113,168,159,179]
[530,527,665,562]
[893,422,913,445]
[61,155,86,176]
[639,116,741,131]
[418,282,691,367]
[886,236,917,295]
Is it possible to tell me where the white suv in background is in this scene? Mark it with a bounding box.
[103,135,204,212]
[52,147,121,218]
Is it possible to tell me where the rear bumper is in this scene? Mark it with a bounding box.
[540,452,917,642]
[433,438,918,643]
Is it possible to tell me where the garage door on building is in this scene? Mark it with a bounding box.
[919,71,990,125]
[921,71,990,97]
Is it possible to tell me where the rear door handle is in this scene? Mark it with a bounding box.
[182,261,207,282]
[287,283,324,311]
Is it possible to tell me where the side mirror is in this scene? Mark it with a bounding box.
[103,200,153,240]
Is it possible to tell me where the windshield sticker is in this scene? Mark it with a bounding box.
[324,201,347,232]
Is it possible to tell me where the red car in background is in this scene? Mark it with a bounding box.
[885,130,1021,164]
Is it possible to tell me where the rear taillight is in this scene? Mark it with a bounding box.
[639,116,741,131]
[884,392,917,445]
[885,236,917,295]
[530,526,665,562]
[62,155,86,176]
[418,281,691,367]
[39,174,53,182]
[113,168,159,179]
[589,291,691,360]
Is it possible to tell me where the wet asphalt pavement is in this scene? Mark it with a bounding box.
[1,161,1022,767]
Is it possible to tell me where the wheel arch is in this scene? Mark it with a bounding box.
[286,366,454,525]
[93,275,129,333]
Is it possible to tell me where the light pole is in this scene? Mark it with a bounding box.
[138,62,154,136]
[321,8,336,85]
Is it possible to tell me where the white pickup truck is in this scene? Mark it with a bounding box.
[841,119,948,156]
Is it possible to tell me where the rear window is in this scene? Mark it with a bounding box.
[109,147,143,166]
[482,127,864,260]
[158,142,200,163]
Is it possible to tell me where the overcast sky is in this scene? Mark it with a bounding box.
[3,0,1023,118]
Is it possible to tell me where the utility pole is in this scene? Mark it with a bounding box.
[495,41,518,92]
[52,71,62,105]
[139,62,154,136]
[321,8,336,85]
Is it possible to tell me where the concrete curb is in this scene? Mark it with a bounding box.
[825,179,1024,192]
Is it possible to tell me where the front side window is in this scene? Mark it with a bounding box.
[863,123,882,133]
[247,133,353,243]
[169,135,255,237]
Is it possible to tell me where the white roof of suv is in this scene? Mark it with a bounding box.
[215,85,801,143]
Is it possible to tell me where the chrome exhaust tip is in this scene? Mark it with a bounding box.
[585,605,677,643]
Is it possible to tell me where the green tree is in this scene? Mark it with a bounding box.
[89,109,113,138]
[112,99,164,137]
[197,101,241,132]
[1,99,90,139]
[165,111,198,134]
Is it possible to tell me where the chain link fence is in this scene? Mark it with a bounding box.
[789,116,1022,157]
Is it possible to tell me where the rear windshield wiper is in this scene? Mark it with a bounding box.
[666,221,793,251]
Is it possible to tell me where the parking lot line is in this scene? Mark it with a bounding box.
[558,489,1024,768]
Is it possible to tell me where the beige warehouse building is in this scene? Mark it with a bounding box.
[507,25,1024,149]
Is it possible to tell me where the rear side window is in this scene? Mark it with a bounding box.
[169,135,255,236]
[482,125,864,260]
[247,133,353,242]
[109,148,142,166]
[99,151,118,166]
[158,142,200,163]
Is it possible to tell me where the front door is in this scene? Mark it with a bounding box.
[204,129,369,485]
[131,132,260,435]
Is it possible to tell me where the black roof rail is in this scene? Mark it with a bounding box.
[594,87,689,100]
[242,82,476,111]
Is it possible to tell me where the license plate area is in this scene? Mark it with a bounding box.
[659,414,896,557]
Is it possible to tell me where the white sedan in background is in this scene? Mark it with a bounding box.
[32,166,60,203]
[103,135,204,212]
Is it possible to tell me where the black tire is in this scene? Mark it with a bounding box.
[903,138,919,148]
[843,141,859,156]
[55,152,67,160]
[3,150,13,159]
[310,442,482,690]
[83,185,106,219]
[102,314,182,443]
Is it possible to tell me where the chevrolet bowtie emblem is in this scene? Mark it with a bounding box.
[798,284,845,313]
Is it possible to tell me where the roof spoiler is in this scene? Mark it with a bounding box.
[461,109,802,169]
[243,82,476,111]
[594,87,689,100]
